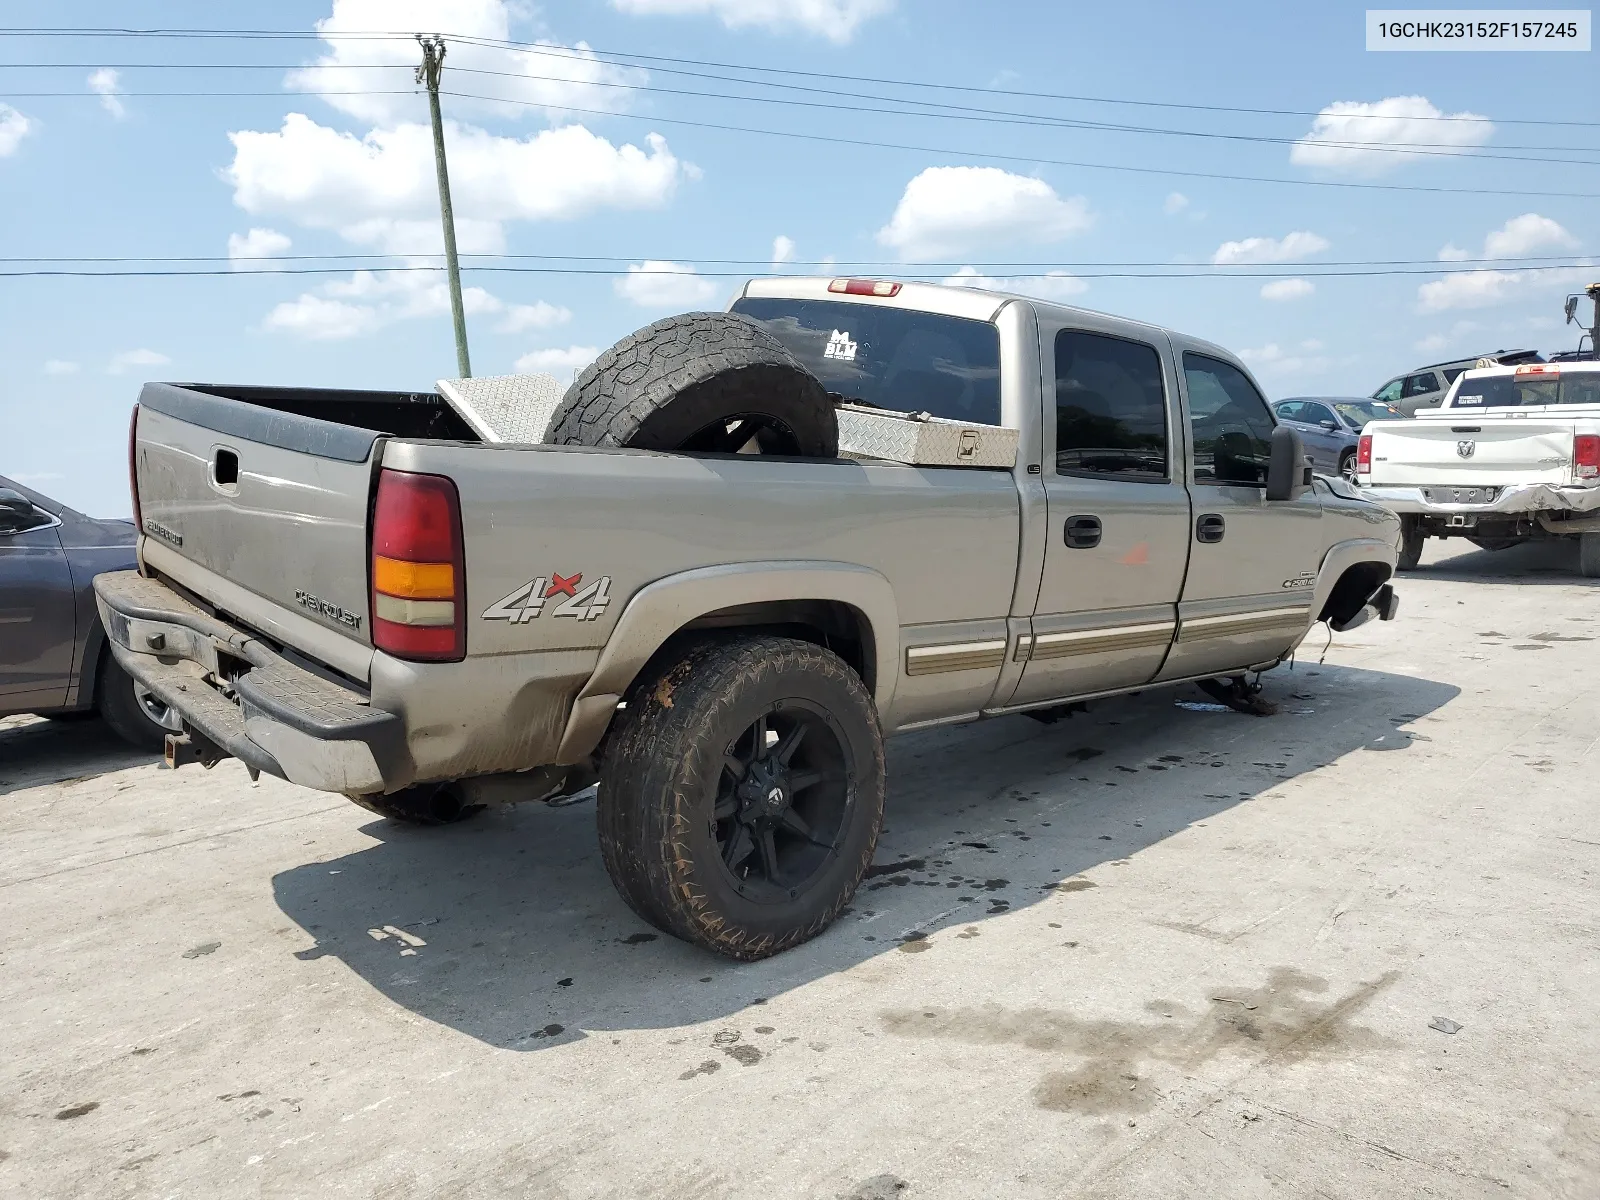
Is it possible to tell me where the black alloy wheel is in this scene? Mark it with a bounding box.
[713,702,851,901]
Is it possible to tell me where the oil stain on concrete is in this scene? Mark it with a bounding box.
[879,967,1399,1115]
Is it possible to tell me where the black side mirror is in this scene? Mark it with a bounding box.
[1320,419,1339,431]
[1266,425,1310,501]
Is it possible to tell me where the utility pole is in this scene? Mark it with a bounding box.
[417,34,470,378]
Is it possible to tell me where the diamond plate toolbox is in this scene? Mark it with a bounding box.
[835,403,1018,468]
[437,373,567,444]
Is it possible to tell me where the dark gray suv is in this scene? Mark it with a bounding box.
[1272,397,1406,482]
[0,475,177,747]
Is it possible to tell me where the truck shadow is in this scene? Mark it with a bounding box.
[0,715,155,797]
[271,664,1458,1052]
[1416,537,1600,585]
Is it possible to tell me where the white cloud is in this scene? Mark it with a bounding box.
[1483,213,1578,259]
[1212,231,1329,265]
[513,345,600,380]
[42,360,80,375]
[614,260,721,308]
[88,68,125,119]
[877,166,1092,261]
[1438,243,1471,262]
[1290,96,1493,176]
[1418,215,1587,311]
[1239,340,1330,379]
[107,349,171,375]
[771,234,797,265]
[0,104,33,156]
[494,300,571,333]
[265,268,507,340]
[1415,267,1595,313]
[1260,278,1315,302]
[285,0,643,126]
[942,264,1088,302]
[226,115,686,254]
[612,0,894,42]
[228,227,293,270]
[263,294,383,341]
[1163,191,1189,215]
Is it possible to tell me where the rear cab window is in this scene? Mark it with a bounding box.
[1449,369,1600,410]
[730,297,1001,426]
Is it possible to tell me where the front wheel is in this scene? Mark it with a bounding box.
[1396,517,1425,572]
[1338,449,1358,485]
[597,635,884,960]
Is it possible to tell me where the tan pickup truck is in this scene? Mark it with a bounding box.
[95,279,1400,959]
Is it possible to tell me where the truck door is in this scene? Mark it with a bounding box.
[1006,323,1190,708]
[1156,348,1324,682]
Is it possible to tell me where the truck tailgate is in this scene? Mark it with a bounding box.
[134,383,380,671]
[1368,417,1575,486]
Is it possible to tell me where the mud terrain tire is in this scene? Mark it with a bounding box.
[597,634,883,960]
[545,312,837,457]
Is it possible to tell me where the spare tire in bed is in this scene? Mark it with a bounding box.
[544,312,837,457]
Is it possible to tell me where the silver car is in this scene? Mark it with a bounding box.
[1272,397,1406,483]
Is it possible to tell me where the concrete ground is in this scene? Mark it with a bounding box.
[2,536,1598,1199]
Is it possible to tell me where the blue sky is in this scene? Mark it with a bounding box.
[3,0,1595,515]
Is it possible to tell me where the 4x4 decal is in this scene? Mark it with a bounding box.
[483,574,612,623]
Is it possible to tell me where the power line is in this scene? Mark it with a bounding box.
[8,59,1598,158]
[9,81,1587,197]
[439,91,1600,199]
[3,263,1590,279]
[4,23,1594,130]
[2,253,1592,269]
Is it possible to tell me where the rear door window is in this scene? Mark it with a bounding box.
[1183,353,1276,486]
[730,297,1001,425]
[1403,372,1441,399]
[1054,330,1169,481]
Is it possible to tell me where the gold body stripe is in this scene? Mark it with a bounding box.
[905,639,1008,676]
[1017,621,1175,662]
[1177,607,1310,643]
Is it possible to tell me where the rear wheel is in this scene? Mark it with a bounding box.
[1337,449,1358,484]
[97,654,180,750]
[597,634,884,960]
[1580,533,1600,579]
[1396,517,1424,572]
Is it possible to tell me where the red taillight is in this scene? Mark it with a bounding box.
[370,469,466,661]
[128,404,142,530]
[1575,434,1600,479]
[828,278,901,297]
[1357,433,1372,475]
[1516,364,1558,378]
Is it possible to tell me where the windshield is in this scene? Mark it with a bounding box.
[1449,372,1600,409]
[730,297,1002,425]
[1334,400,1404,426]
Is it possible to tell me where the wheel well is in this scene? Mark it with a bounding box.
[676,600,875,691]
[1319,561,1392,626]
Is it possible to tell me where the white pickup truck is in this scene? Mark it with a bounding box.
[1357,360,1600,573]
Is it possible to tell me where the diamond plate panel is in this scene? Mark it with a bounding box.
[437,373,568,444]
[835,403,1018,469]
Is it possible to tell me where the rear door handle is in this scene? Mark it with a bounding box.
[1196,513,1225,544]
[1064,515,1102,549]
